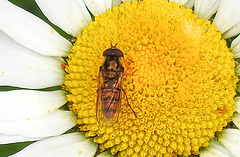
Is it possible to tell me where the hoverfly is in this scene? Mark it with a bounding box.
[96,44,136,126]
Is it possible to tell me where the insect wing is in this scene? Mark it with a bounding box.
[96,70,123,126]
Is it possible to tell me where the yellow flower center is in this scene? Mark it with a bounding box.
[64,0,238,156]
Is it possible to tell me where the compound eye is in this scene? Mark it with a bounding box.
[103,47,123,57]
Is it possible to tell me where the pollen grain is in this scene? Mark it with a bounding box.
[64,0,238,156]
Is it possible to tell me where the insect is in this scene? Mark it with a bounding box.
[96,44,136,126]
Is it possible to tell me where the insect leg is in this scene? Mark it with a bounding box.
[122,89,137,118]
[96,67,103,125]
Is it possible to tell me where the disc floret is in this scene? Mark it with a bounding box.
[64,0,238,156]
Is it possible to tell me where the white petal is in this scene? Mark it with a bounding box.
[230,35,240,58]
[234,97,240,113]
[218,129,240,157]
[232,113,240,129]
[169,0,188,5]
[0,133,46,144]
[223,22,240,39]
[194,0,220,20]
[213,0,240,36]
[168,0,194,8]
[184,0,194,8]
[0,90,66,121]
[106,0,112,10]
[122,0,133,2]
[0,30,65,89]
[10,133,98,157]
[35,0,91,37]
[96,151,114,157]
[235,65,240,76]
[200,139,231,157]
[83,0,110,16]
[0,110,77,137]
[112,0,121,6]
[0,0,71,56]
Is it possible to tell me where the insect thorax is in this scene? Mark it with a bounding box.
[102,56,123,79]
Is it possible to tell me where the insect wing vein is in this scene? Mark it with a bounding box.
[96,71,122,126]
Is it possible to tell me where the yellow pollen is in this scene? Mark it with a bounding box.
[79,151,82,154]
[51,28,54,34]
[64,0,238,156]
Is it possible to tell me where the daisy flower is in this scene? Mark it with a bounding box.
[1,0,240,156]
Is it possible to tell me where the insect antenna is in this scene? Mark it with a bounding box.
[110,43,118,47]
